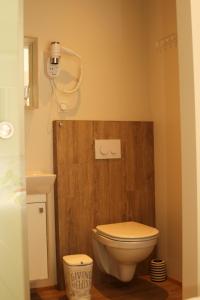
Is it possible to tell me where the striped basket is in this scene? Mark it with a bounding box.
[150,259,167,282]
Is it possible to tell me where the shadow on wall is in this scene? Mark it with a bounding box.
[93,277,168,300]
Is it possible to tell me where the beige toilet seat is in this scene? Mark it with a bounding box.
[96,221,159,242]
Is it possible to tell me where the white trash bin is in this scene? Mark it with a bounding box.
[63,254,93,300]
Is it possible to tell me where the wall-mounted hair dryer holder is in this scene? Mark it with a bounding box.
[46,41,83,94]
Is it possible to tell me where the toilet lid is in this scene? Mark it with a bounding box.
[96,221,159,241]
[63,254,93,266]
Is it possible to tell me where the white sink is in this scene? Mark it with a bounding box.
[26,173,56,194]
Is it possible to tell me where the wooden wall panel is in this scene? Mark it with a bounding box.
[53,121,155,289]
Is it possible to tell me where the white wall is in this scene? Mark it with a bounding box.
[177,0,200,297]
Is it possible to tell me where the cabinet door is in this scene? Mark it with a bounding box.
[27,203,48,281]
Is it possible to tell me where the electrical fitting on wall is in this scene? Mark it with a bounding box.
[46,41,83,112]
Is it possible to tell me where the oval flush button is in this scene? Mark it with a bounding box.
[0,121,14,139]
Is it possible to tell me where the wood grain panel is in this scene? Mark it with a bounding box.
[53,121,155,289]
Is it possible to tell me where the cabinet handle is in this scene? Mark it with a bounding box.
[39,207,44,213]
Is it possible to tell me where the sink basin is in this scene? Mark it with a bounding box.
[26,173,56,194]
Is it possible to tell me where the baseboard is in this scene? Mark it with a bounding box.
[31,285,57,292]
[168,277,182,287]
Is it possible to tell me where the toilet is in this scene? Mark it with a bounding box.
[92,221,159,282]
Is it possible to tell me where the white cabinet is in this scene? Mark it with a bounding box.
[27,196,48,281]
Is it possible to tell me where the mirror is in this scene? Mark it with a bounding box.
[24,37,38,109]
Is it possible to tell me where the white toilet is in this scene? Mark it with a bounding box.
[92,221,159,282]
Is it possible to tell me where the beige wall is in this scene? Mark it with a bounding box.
[24,0,150,174]
[24,0,182,286]
[24,0,150,287]
[145,0,182,281]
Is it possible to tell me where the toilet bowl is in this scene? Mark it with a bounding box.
[92,221,159,282]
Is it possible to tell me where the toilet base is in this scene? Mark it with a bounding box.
[67,296,91,300]
[117,264,136,282]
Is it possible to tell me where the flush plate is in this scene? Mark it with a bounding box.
[95,139,121,159]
